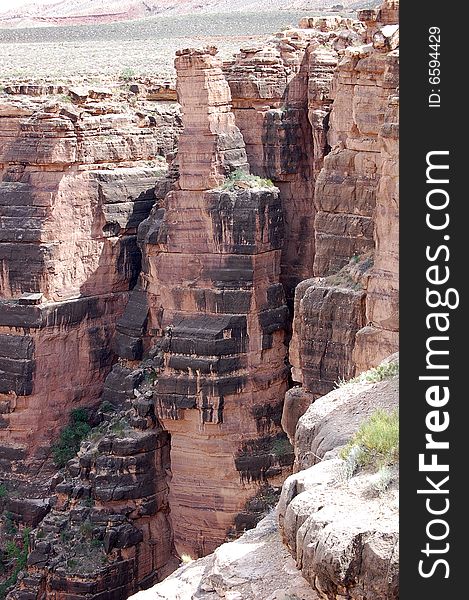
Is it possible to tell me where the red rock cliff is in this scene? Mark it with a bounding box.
[287,5,399,412]
[0,3,399,596]
[0,92,179,474]
[224,18,365,298]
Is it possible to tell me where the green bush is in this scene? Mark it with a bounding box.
[0,484,7,499]
[353,361,399,384]
[79,521,93,539]
[4,513,17,536]
[110,420,129,437]
[99,400,116,414]
[144,369,158,385]
[340,409,399,471]
[52,409,91,467]
[60,530,72,543]
[70,408,90,424]
[270,437,293,457]
[221,168,274,191]
[82,497,94,508]
[0,528,30,599]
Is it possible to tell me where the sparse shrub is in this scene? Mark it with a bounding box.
[79,521,93,540]
[337,359,399,387]
[0,484,7,499]
[326,271,363,291]
[119,67,136,81]
[5,541,21,560]
[259,485,280,507]
[366,465,394,495]
[4,513,17,536]
[110,420,129,436]
[221,168,274,191]
[0,528,30,598]
[340,444,365,479]
[90,538,103,549]
[60,530,72,543]
[270,436,293,457]
[99,400,116,414]
[144,369,158,385]
[52,408,92,467]
[82,497,94,508]
[340,409,399,471]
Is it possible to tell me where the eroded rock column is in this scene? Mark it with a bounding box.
[126,48,291,557]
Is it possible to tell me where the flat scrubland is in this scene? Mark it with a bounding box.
[0,11,322,85]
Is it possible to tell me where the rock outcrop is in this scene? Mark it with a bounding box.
[224,19,365,298]
[1,2,399,597]
[0,91,180,476]
[8,368,179,599]
[129,511,320,600]
[278,358,399,600]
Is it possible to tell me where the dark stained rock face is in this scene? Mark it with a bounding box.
[7,364,178,599]
[0,91,181,598]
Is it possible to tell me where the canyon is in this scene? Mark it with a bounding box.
[0,1,399,598]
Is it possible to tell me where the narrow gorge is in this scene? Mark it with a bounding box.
[0,1,399,598]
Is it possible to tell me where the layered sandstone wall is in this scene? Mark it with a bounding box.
[0,91,180,472]
[128,356,399,600]
[7,367,179,600]
[1,3,399,597]
[287,4,399,412]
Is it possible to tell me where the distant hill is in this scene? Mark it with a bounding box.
[0,0,367,28]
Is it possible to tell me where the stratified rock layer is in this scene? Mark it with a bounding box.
[0,93,180,473]
[289,5,399,408]
[116,48,292,558]
[278,361,399,600]
[1,3,400,596]
[7,365,179,600]
[129,358,399,600]
[353,79,399,371]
